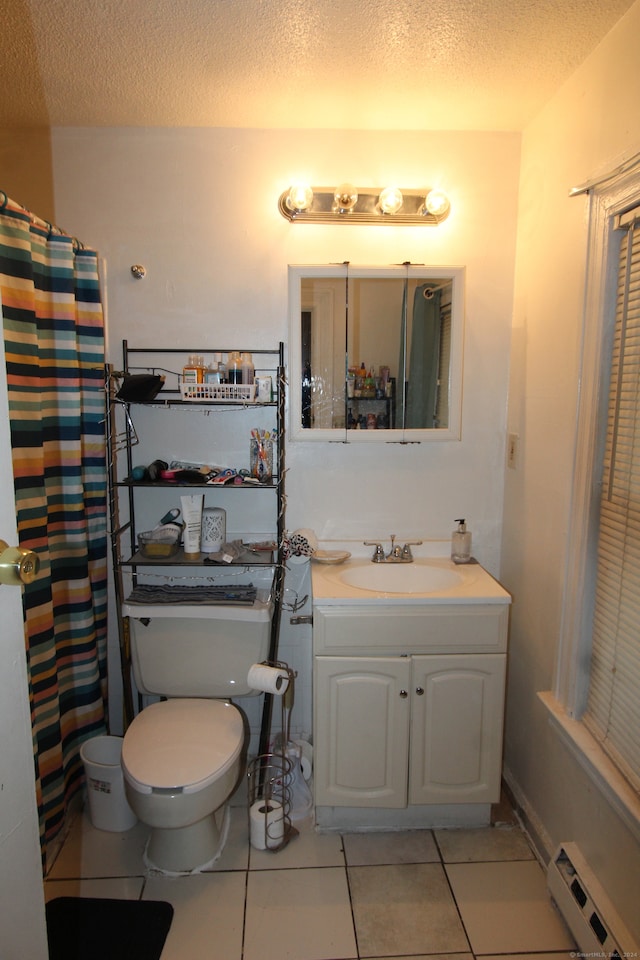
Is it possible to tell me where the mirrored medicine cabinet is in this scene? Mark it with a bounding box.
[288,264,465,442]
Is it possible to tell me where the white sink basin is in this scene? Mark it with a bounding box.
[311,549,511,605]
[338,559,465,594]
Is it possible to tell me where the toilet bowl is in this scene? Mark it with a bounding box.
[121,593,273,872]
[122,698,245,873]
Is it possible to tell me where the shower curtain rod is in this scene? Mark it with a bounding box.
[420,281,450,300]
[0,190,71,239]
[569,151,640,197]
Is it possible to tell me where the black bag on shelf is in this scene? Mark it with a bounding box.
[116,373,165,401]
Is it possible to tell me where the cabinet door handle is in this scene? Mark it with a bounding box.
[415,686,425,696]
[399,689,408,699]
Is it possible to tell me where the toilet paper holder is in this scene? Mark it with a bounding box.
[247,659,298,853]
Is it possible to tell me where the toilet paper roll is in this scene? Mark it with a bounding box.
[249,799,284,850]
[247,663,290,696]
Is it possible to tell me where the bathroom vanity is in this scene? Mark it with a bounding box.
[311,552,511,830]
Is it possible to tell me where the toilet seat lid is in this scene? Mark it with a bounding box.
[122,699,244,794]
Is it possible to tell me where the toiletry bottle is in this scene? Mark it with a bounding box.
[183,355,199,384]
[204,360,220,384]
[240,352,254,385]
[227,351,242,383]
[451,518,472,563]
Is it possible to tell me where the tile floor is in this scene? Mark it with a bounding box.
[44,792,576,960]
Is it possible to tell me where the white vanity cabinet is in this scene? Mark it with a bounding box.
[313,601,509,820]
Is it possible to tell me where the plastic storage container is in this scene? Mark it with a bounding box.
[137,525,182,558]
[80,735,137,831]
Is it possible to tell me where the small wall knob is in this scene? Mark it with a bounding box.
[0,539,40,586]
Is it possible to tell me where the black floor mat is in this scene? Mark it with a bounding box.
[45,896,174,960]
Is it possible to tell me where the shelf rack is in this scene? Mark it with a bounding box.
[105,341,286,756]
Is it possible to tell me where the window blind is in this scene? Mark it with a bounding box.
[584,209,640,792]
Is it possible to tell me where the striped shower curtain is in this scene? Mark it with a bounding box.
[0,192,108,870]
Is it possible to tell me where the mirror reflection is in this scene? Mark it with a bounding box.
[290,265,464,442]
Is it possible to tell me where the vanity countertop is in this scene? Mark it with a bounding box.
[310,542,511,606]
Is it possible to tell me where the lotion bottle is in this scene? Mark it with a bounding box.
[451,518,471,563]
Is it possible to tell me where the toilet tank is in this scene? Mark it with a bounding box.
[122,599,273,698]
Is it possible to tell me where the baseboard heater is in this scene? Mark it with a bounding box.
[547,843,638,956]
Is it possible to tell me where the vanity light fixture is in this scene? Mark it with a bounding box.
[278,183,451,225]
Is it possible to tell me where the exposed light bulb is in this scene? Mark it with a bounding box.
[285,183,314,212]
[423,189,450,217]
[333,183,358,212]
[377,186,403,215]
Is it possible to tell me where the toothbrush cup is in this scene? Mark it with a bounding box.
[249,438,273,482]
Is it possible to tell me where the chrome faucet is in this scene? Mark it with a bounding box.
[364,535,423,563]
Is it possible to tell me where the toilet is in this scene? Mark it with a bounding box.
[120,596,272,873]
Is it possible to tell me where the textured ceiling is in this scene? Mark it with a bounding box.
[2,0,635,131]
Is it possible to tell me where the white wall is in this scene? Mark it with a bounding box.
[53,127,520,739]
[503,0,640,940]
[54,128,519,558]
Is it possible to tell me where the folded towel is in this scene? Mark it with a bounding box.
[126,584,257,605]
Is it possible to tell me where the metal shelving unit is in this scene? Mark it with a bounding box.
[105,341,286,753]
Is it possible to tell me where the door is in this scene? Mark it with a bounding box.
[409,653,506,805]
[314,656,410,807]
[0,320,49,959]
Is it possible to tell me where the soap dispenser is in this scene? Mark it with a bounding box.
[451,518,472,564]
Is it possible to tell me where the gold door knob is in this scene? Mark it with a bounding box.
[0,539,40,586]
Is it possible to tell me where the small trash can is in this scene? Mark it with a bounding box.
[80,735,137,832]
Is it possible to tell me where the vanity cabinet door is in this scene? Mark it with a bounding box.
[314,657,410,807]
[409,654,506,805]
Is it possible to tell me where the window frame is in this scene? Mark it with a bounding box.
[546,162,640,837]
[557,168,640,716]
[583,210,640,790]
